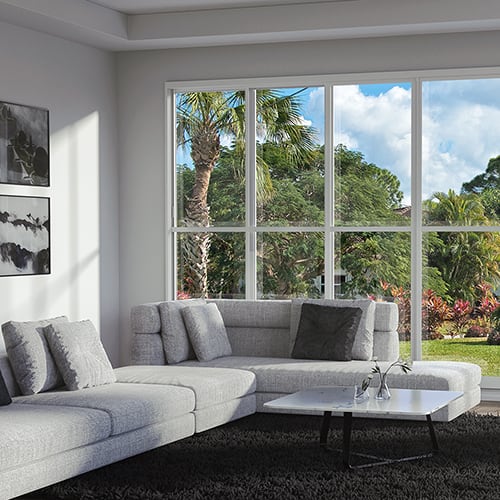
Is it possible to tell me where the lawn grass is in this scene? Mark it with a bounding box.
[399,337,500,377]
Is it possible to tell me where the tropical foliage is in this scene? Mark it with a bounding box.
[176,90,500,346]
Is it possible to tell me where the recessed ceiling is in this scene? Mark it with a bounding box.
[88,0,355,15]
[1,0,500,51]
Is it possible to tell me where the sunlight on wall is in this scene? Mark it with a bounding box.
[0,112,101,335]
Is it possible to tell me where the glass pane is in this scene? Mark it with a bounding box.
[422,231,500,376]
[257,232,324,298]
[256,87,325,227]
[423,79,500,226]
[177,232,245,299]
[336,231,411,343]
[176,90,245,227]
[334,83,412,227]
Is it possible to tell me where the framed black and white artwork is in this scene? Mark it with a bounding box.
[0,101,49,186]
[0,195,50,276]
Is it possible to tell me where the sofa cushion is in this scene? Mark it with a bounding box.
[1,316,68,395]
[44,320,116,390]
[158,299,205,364]
[0,403,111,471]
[291,299,375,360]
[114,365,256,410]
[179,356,482,394]
[182,303,232,361]
[292,304,362,361]
[14,383,195,435]
[0,368,12,406]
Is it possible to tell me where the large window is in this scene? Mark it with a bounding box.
[168,73,500,378]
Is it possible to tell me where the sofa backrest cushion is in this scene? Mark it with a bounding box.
[210,299,291,358]
[158,299,205,364]
[1,316,68,395]
[290,299,376,361]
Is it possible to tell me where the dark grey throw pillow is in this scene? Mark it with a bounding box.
[0,369,12,406]
[291,304,362,361]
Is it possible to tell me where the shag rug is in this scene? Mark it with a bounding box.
[27,412,500,500]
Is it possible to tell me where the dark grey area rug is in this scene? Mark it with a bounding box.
[26,412,500,500]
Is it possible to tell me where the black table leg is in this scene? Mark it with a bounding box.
[319,412,441,469]
[320,411,332,448]
[426,414,439,453]
[342,412,353,469]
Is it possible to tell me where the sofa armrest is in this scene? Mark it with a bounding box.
[130,303,165,365]
[372,330,400,361]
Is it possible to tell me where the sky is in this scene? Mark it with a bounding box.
[301,79,500,205]
[177,79,500,206]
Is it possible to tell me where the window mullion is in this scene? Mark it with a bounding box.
[411,78,423,361]
[324,84,335,299]
[165,87,176,301]
[245,89,257,300]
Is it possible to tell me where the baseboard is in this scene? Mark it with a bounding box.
[481,388,500,402]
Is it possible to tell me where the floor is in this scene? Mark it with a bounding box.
[473,400,500,416]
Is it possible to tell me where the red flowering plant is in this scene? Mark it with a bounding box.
[422,289,451,340]
[487,306,500,345]
[450,299,472,338]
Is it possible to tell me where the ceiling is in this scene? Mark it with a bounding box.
[87,0,353,15]
[0,0,500,51]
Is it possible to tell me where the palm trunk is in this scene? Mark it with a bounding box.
[182,126,220,297]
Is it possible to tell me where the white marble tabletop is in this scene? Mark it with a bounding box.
[263,386,463,416]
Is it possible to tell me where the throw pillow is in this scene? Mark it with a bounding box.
[158,299,206,364]
[181,303,232,362]
[291,303,362,361]
[0,369,12,406]
[1,316,68,395]
[290,299,376,360]
[44,320,116,391]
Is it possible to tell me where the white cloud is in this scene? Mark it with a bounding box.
[422,81,500,199]
[298,115,312,127]
[334,80,500,204]
[334,84,412,203]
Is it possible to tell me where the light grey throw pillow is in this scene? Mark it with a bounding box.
[1,316,68,395]
[181,303,232,362]
[290,299,376,360]
[158,299,206,364]
[44,320,116,391]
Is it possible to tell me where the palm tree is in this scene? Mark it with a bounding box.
[425,189,500,301]
[176,89,317,297]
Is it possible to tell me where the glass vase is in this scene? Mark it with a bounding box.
[375,374,391,400]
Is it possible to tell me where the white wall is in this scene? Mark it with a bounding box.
[116,30,500,363]
[0,21,120,364]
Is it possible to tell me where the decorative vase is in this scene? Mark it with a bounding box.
[375,374,391,400]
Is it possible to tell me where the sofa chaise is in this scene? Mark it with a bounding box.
[0,298,482,499]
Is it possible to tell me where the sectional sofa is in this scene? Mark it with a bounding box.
[0,298,482,499]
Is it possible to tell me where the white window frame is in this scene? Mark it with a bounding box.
[166,68,500,372]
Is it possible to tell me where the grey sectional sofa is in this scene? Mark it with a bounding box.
[0,298,482,499]
[128,299,481,422]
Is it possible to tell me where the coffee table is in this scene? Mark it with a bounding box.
[263,386,463,469]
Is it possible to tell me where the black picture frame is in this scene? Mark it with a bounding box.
[0,194,50,276]
[0,101,49,186]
